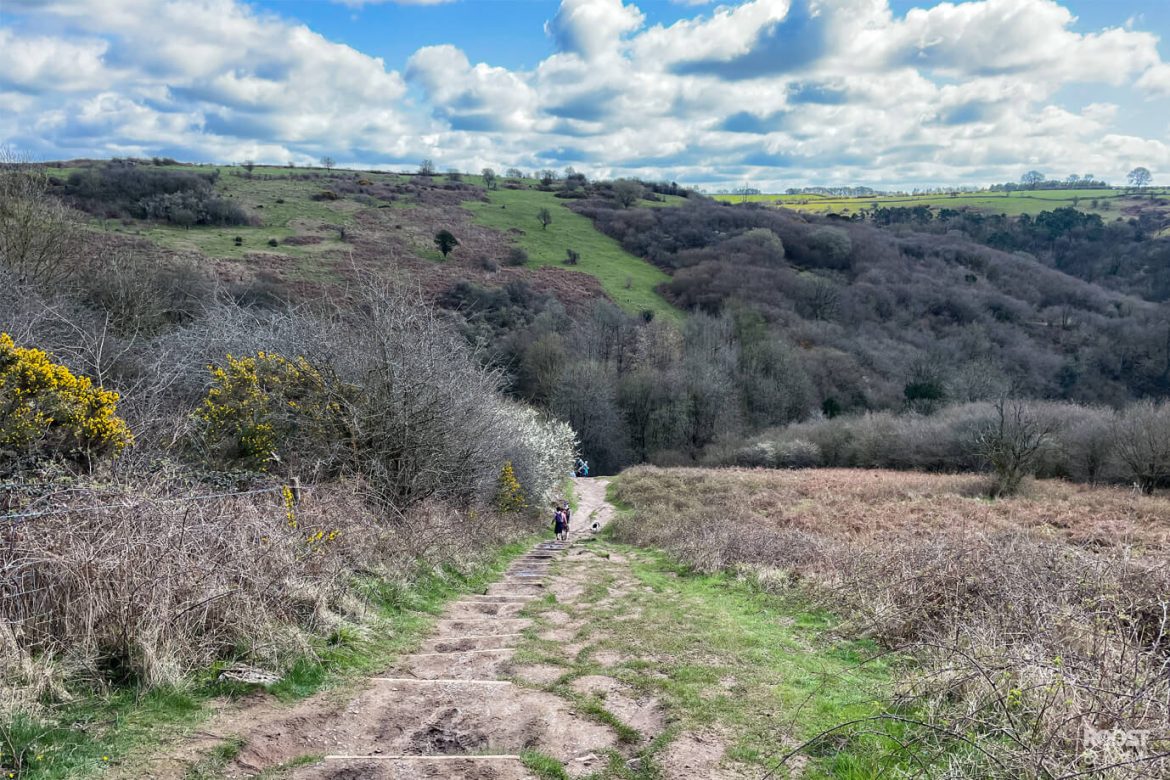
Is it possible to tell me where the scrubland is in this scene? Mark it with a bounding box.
[611,467,1170,778]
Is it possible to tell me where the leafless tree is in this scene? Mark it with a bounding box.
[976,398,1057,496]
[611,179,644,208]
[1112,399,1170,493]
[0,151,82,290]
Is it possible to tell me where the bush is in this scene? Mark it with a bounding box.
[774,438,821,468]
[506,247,529,266]
[196,351,349,475]
[0,333,133,473]
[312,190,339,201]
[494,461,527,512]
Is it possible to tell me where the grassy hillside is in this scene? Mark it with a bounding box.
[464,187,677,321]
[715,187,1170,220]
[45,162,678,317]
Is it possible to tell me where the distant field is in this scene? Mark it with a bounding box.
[49,164,379,264]
[713,187,1170,218]
[464,187,678,321]
[45,163,680,316]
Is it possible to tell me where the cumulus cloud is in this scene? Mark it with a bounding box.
[1137,63,1170,98]
[2,0,1169,188]
[545,0,644,59]
[331,0,453,6]
[2,0,412,162]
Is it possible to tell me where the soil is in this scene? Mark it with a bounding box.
[124,477,744,779]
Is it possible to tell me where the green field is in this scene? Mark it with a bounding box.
[46,163,680,317]
[714,187,1170,218]
[50,164,384,264]
[464,187,678,321]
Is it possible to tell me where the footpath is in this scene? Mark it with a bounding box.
[136,478,744,779]
[216,479,687,776]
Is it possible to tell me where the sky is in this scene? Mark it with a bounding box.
[1,0,1169,191]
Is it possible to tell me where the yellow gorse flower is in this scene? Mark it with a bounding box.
[197,350,345,472]
[0,333,133,463]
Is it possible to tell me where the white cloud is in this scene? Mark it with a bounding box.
[1,0,1169,188]
[0,29,112,92]
[1137,63,1170,98]
[330,0,453,6]
[545,0,644,59]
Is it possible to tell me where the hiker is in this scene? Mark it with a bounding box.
[553,505,566,541]
[575,458,589,477]
[562,501,571,538]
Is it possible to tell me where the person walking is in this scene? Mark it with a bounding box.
[553,505,566,542]
[562,501,572,539]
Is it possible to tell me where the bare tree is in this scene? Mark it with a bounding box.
[976,398,1057,496]
[418,159,436,177]
[1112,399,1170,493]
[0,152,82,290]
[537,207,552,230]
[242,159,256,176]
[481,167,497,190]
[320,155,335,171]
[1127,166,1152,189]
[611,179,644,208]
[1020,170,1045,188]
[505,167,524,180]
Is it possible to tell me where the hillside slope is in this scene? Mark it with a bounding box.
[579,197,1170,410]
[44,161,676,317]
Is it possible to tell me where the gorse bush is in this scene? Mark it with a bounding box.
[0,333,132,472]
[494,461,527,512]
[197,351,348,474]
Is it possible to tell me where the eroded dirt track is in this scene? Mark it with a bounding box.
[219,478,628,779]
[146,478,740,779]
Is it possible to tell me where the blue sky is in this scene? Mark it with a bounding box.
[2,0,1169,190]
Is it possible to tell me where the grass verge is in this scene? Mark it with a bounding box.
[0,537,536,780]
[511,529,909,778]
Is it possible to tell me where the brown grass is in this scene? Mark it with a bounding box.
[611,467,1170,779]
[0,477,532,714]
[621,467,1170,549]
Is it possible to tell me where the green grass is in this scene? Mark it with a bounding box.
[0,537,537,780]
[513,532,912,779]
[182,736,245,780]
[713,187,1170,218]
[521,749,572,780]
[464,188,679,322]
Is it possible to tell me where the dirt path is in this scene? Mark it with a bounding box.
[140,478,743,779]
[199,478,633,779]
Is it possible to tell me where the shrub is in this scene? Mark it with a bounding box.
[494,461,527,512]
[0,333,133,472]
[774,438,821,468]
[312,190,339,201]
[506,247,529,266]
[268,238,279,247]
[196,351,349,474]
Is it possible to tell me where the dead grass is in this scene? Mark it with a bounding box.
[616,466,1170,549]
[0,477,533,715]
[611,466,1170,779]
